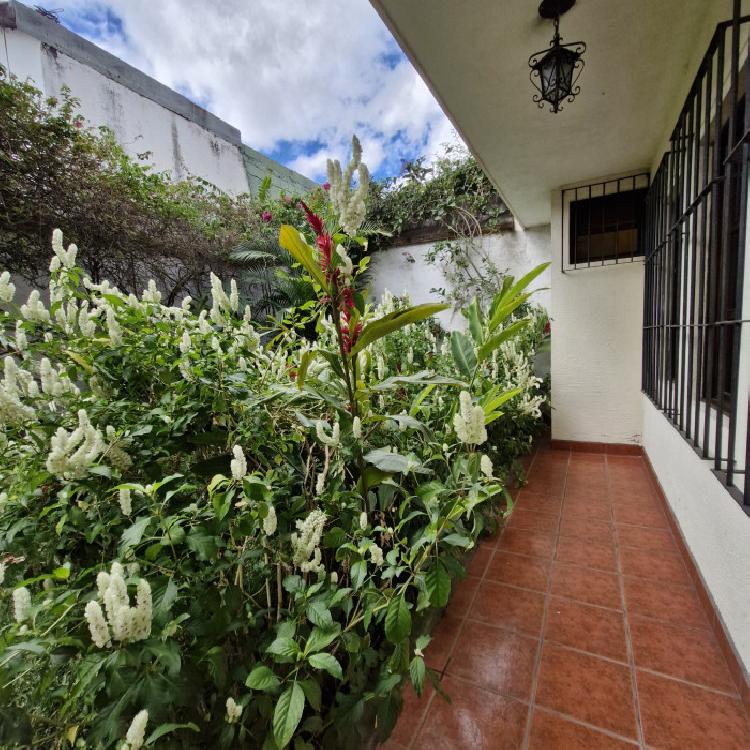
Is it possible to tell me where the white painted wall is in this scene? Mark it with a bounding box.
[1,26,249,194]
[550,183,645,445]
[642,396,750,677]
[367,223,551,331]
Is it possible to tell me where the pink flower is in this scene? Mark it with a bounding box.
[261,211,272,223]
[322,182,331,191]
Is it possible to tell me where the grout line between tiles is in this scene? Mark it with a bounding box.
[532,705,641,747]
[607,454,647,750]
[520,447,569,749]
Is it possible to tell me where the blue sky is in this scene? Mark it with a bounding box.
[56,0,459,182]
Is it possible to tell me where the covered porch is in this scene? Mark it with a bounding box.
[371,0,750,745]
[383,443,750,748]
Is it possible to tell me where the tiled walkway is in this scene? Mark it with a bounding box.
[383,446,750,749]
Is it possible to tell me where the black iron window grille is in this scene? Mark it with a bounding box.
[561,173,650,271]
[642,5,750,511]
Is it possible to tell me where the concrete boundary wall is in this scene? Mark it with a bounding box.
[0,1,316,197]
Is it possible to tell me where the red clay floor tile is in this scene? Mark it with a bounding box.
[612,503,667,528]
[618,546,691,585]
[450,574,480,611]
[637,670,750,750]
[425,614,462,673]
[388,449,750,749]
[550,561,622,609]
[445,619,538,699]
[387,681,434,747]
[615,523,675,551]
[514,490,563,515]
[535,643,638,739]
[497,527,556,559]
[556,535,618,572]
[466,543,493,577]
[508,508,559,533]
[545,596,628,662]
[528,708,637,749]
[485,549,550,592]
[629,615,736,692]
[563,499,612,521]
[469,579,546,637]
[413,675,528,750]
[559,516,614,545]
[623,576,707,628]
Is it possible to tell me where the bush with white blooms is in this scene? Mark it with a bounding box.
[0,137,547,749]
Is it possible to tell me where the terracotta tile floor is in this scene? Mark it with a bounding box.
[382,446,750,750]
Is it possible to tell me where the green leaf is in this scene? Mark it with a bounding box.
[308,652,343,680]
[450,331,477,377]
[273,682,305,749]
[466,298,484,343]
[441,533,472,548]
[306,601,334,631]
[350,303,448,355]
[355,466,393,496]
[364,449,423,474]
[476,319,529,363]
[145,722,199,745]
[298,679,321,712]
[246,665,281,692]
[425,562,451,607]
[305,625,340,654]
[119,516,152,551]
[186,530,218,560]
[385,594,411,644]
[278,225,327,289]
[296,349,319,390]
[487,292,534,332]
[409,655,426,696]
[504,262,550,304]
[267,637,299,659]
[349,560,367,590]
[371,370,466,391]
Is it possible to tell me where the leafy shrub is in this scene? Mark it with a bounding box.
[365,147,509,246]
[0,140,546,749]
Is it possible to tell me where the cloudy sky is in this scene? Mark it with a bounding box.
[57,0,461,182]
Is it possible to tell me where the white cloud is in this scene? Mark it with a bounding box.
[59,0,462,180]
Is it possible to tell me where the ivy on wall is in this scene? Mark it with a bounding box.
[365,146,512,250]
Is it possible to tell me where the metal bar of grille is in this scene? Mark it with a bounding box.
[643,11,748,510]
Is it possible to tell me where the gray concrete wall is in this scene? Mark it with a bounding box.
[368,223,551,331]
[0,0,316,196]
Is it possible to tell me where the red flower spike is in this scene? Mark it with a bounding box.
[317,233,333,271]
[339,285,354,312]
[300,200,324,235]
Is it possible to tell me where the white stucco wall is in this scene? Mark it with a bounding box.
[1,26,249,194]
[642,396,750,676]
[367,223,551,331]
[549,184,645,444]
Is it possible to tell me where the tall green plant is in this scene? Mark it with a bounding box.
[0,138,542,749]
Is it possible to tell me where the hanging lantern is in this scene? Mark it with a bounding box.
[529,0,586,113]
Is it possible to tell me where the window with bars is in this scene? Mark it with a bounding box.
[642,8,750,511]
[561,173,649,271]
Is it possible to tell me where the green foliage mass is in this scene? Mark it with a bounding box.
[0,215,547,748]
[365,147,510,248]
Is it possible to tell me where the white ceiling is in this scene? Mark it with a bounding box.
[372,0,731,226]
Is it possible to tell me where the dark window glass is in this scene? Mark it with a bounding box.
[569,187,648,264]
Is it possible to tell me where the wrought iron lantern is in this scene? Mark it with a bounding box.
[529,0,586,113]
